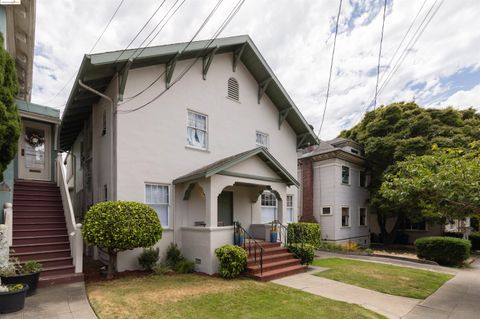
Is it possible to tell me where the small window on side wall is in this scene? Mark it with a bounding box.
[145,183,170,228]
[359,208,367,226]
[341,166,350,184]
[227,77,239,101]
[342,207,350,227]
[322,207,331,215]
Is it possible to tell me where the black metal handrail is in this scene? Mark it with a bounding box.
[233,221,264,274]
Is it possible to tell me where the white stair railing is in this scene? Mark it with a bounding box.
[56,154,83,273]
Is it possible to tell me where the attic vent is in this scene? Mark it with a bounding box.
[227,77,239,101]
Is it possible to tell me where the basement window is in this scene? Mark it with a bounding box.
[227,77,239,101]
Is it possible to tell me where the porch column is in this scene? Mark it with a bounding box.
[204,180,218,227]
[276,187,287,224]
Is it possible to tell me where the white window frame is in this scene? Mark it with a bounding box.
[286,194,294,223]
[359,207,367,226]
[145,183,170,228]
[321,206,332,215]
[341,166,350,185]
[256,131,269,148]
[341,207,350,227]
[186,110,208,150]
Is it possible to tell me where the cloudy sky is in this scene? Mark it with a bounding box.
[32,0,480,139]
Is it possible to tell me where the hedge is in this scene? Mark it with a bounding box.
[215,244,247,279]
[287,222,321,248]
[288,243,314,265]
[415,236,471,266]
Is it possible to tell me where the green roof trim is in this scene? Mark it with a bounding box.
[173,147,299,187]
[59,35,318,151]
[16,99,60,119]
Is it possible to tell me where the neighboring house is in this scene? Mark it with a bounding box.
[0,0,84,286]
[298,138,370,245]
[59,35,318,276]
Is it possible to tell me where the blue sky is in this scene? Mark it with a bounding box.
[31,0,480,139]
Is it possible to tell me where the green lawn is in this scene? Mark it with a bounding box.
[87,274,385,319]
[313,258,453,299]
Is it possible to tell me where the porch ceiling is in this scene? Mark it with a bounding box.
[173,147,299,187]
[59,35,318,151]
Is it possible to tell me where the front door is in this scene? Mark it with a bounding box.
[217,191,233,226]
[18,120,51,181]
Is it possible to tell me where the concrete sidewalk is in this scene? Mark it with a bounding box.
[3,282,97,319]
[403,259,480,319]
[272,267,420,319]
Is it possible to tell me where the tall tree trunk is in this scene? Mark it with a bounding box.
[107,250,117,280]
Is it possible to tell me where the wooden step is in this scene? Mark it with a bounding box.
[14,210,65,217]
[25,256,74,268]
[11,242,70,253]
[14,221,66,230]
[249,264,307,281]
[14,216,66,223]
[13,235,69,245]
[12,249,72,261]
[13,195,62,202]
[13,228,68,237]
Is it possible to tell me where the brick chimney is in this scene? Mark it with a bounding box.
[299,157,317,223]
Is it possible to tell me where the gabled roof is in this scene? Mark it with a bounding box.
[173,147,299,187]
[59,35,318,151]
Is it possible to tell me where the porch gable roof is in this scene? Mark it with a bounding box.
[173,147,299,187]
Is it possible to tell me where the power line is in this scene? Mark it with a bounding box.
[118,0,246,114]
[317,0,343,138]
[122,0,221,101]
[372,0,388,111]
[45,0,126,105]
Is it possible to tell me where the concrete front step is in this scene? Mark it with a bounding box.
[14,216,66,223]
[14,221,67,230]
[13,234,69,245]
[14,228,68,237]
[247,252,295,266]
[25,256,74,268]
[41,265,75,277]
[11,241,70,253]
[39,273,84,288]
[14,211,65,218]
[248,246,290,257]
[13,195,62,202]
[14,202,64,208]
[247,258,301,274]
[249,264,307,281]
[12,249,72,261]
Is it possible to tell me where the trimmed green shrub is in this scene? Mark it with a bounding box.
[138,247,160,271]
[175,259,195,273]
[153,262,173,275]
[470,232,480,251]
[165,243,183,268]
[215,244,247,279]
[83,201,163,279]
[288,243,314,265]
[415,236,471,266]
[287,222,321,248]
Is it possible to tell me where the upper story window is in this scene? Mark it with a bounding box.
[350,148,359,154]
[359,207,367,226]
[187,111,207,150]
[360,171,367,187]
[227,77,239,101]
[286,195,294,223]
[256,131,269,148]
[145,183,170,228]
[341,166,350,185]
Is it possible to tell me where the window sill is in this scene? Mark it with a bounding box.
[321,214,333,216]
[185,145,210,153]
[341,183,351,186]
[341,226,351,229]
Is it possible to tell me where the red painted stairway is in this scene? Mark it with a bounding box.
[245,241,306,281]
[11,180,84,287]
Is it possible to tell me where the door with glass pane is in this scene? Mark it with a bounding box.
[18,121,51,181]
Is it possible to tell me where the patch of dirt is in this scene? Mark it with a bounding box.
[83,256,152,284]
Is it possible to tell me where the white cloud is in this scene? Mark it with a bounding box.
[31,0,480,139]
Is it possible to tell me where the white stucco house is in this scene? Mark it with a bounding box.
[298,138,370,245]
[59,35,318,275]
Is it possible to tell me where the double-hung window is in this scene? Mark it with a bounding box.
[187,111,207,149]
[256,131,269,148]
[341,166,350,185]
[342,207,350,227]
[261,192,277,223]
[359,208,367,226]
[145,184,169,228]
[360,171,367,187]
[286,195,294,222]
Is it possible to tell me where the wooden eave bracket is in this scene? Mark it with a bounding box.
[258,78,272,104]
[183,183,196,200]
[232,43,246,72]
[297,133,309,148]
[202,46,219,80]
[278,107,292,129]
[166,52,180,89]
[118,58,133,101]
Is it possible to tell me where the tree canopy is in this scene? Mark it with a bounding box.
[0,33,21,181]
[380,144,480,222]
[340,102,480,241]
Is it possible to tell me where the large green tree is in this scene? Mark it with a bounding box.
[380,144,480,227]
[0,33,20,182]
[340,102,480,242]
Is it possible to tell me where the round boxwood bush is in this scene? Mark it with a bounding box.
[214,244,247,279]
[83,201,163,279]
[415,236,471,266]
[288,243,314,265]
